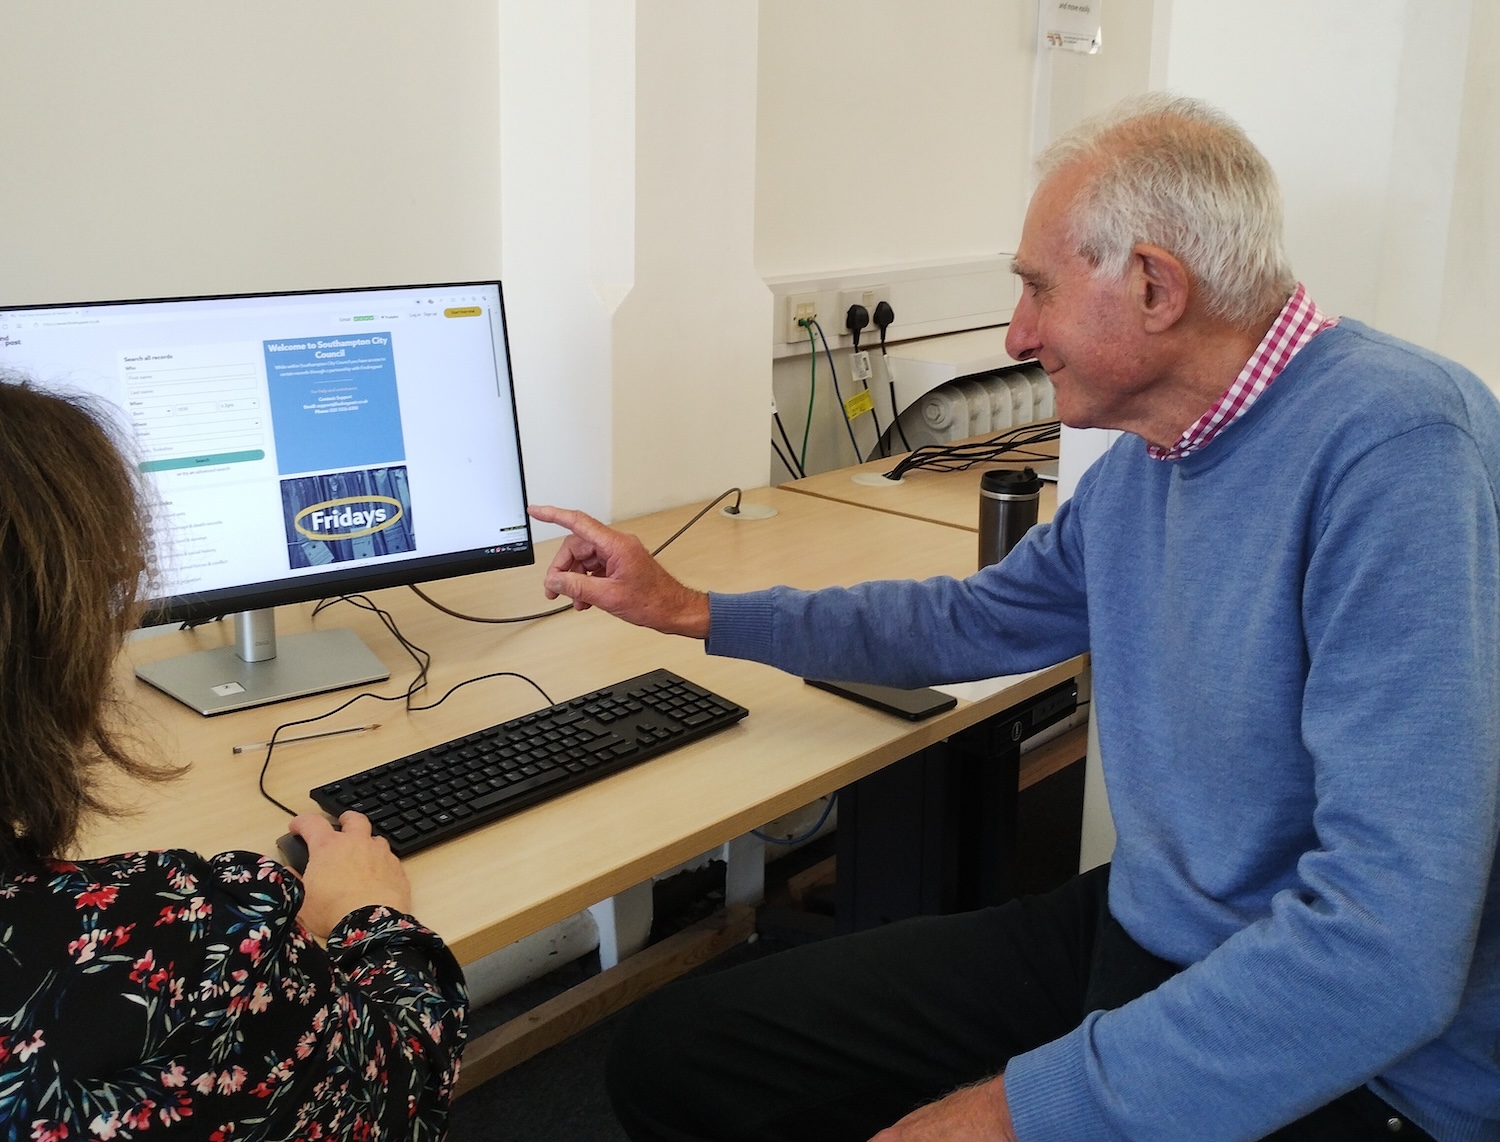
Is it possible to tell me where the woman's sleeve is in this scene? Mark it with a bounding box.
[179,851,468,1141]
[324,902,470,1108]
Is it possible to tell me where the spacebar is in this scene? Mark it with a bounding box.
[470,769,569,812]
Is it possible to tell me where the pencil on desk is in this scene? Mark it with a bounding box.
[232,723,380,754]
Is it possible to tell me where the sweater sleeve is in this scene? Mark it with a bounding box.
[1006,425,1500,1140]
[705,491,1092,686]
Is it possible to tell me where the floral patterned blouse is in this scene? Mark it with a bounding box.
[0,849,467,1142]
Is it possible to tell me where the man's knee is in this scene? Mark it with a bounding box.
[606,977,721,1140]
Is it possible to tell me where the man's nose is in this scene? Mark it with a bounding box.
[1005,294,1039,362]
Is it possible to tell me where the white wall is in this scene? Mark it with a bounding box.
[497,1,623,524]
[1162,1,1410,322]
[6,1,1492,514]
[0,4,502,301]
[503,1,772,526]
[758,0,1044,478]
[1157,0,1497,390]
[755,1,1036,277]
[0,1,769,527]
[0,5,626,529]
[610,2,769,519]
[1438,2,1500,389]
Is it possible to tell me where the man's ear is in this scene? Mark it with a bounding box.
[1130,244,1189,333]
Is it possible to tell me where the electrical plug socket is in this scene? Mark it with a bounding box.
[837,286,890,339]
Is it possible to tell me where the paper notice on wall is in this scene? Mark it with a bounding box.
[1044,0,1103,54]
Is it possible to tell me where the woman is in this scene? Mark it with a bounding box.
[0,376,466,1139]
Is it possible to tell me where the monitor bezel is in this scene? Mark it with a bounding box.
[4,280,534,628]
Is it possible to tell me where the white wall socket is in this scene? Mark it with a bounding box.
[785,292,821,343]
[837,285,890,342]
[767,255,1016,360]
[781,285,892,345]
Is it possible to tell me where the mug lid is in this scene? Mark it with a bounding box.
[980,467,1043,496]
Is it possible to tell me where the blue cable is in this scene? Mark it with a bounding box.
[752,792,838,846]
[810,319,864,462]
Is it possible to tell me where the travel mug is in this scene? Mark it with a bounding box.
[978,467,1042,568]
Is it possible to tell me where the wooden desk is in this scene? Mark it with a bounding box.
[784,435,1059,535]
[88,486,1083,968]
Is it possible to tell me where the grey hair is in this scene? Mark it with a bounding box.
[1037,92,1296,329]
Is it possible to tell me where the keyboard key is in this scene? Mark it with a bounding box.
[471,768,568,810]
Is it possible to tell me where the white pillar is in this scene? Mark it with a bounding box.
[722,832,767,909]
[589,879,655,970]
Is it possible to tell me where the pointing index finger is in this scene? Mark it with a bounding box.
[529,504,615,546]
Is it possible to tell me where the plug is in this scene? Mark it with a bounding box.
[872,300,895,348]
[845,303,870,351]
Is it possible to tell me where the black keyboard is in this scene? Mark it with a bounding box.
[309,668,748,856]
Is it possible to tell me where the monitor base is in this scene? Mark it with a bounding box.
[136,628,390,716]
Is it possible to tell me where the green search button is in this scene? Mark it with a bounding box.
[140,449,265,473]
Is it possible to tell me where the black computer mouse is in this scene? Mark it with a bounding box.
[275,832,310,875]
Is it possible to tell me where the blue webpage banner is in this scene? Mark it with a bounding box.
[280,466,416,569]
[264,333,406,475]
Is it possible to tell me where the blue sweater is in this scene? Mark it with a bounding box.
[707,321,1500,1141]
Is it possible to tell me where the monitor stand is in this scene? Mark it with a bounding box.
[135,608,391,716]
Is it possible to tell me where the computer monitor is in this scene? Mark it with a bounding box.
[0,281,533,714]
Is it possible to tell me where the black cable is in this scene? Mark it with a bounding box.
[254,679,409,816]
[882,420,1061,481]
[872,301,912,453]
[313,594,432,702]
[773,411,805,478]
[255,597,553,815]
[644,487,744,550]
[409,585,572,625]
[771,439,800,481]
[884,353,913,453]
[846,303,867,351]
[406,670,552,715]
[260,487,752,811]
[810,318,863,462]
[843,304,885,459]
[406,488,746,624]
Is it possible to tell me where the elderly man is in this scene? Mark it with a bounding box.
[530,94,1500,1141]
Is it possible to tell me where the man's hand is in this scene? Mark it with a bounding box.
[869,1075,1017,1142]
[528,504,711,638]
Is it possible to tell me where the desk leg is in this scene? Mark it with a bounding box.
[948,721,1021,911]
[722,833,766,908]
[835,679,1075,933]
[834,735,1019,933]
[834,742,960,931]
[588,879,654,970]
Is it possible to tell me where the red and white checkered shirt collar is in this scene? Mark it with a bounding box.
[1147,283,1337,461]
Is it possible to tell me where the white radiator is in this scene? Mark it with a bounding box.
[892,364,1053,449]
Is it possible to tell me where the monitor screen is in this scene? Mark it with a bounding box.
[0,281,533,713]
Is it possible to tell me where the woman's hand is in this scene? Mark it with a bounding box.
[287,811,412,939]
